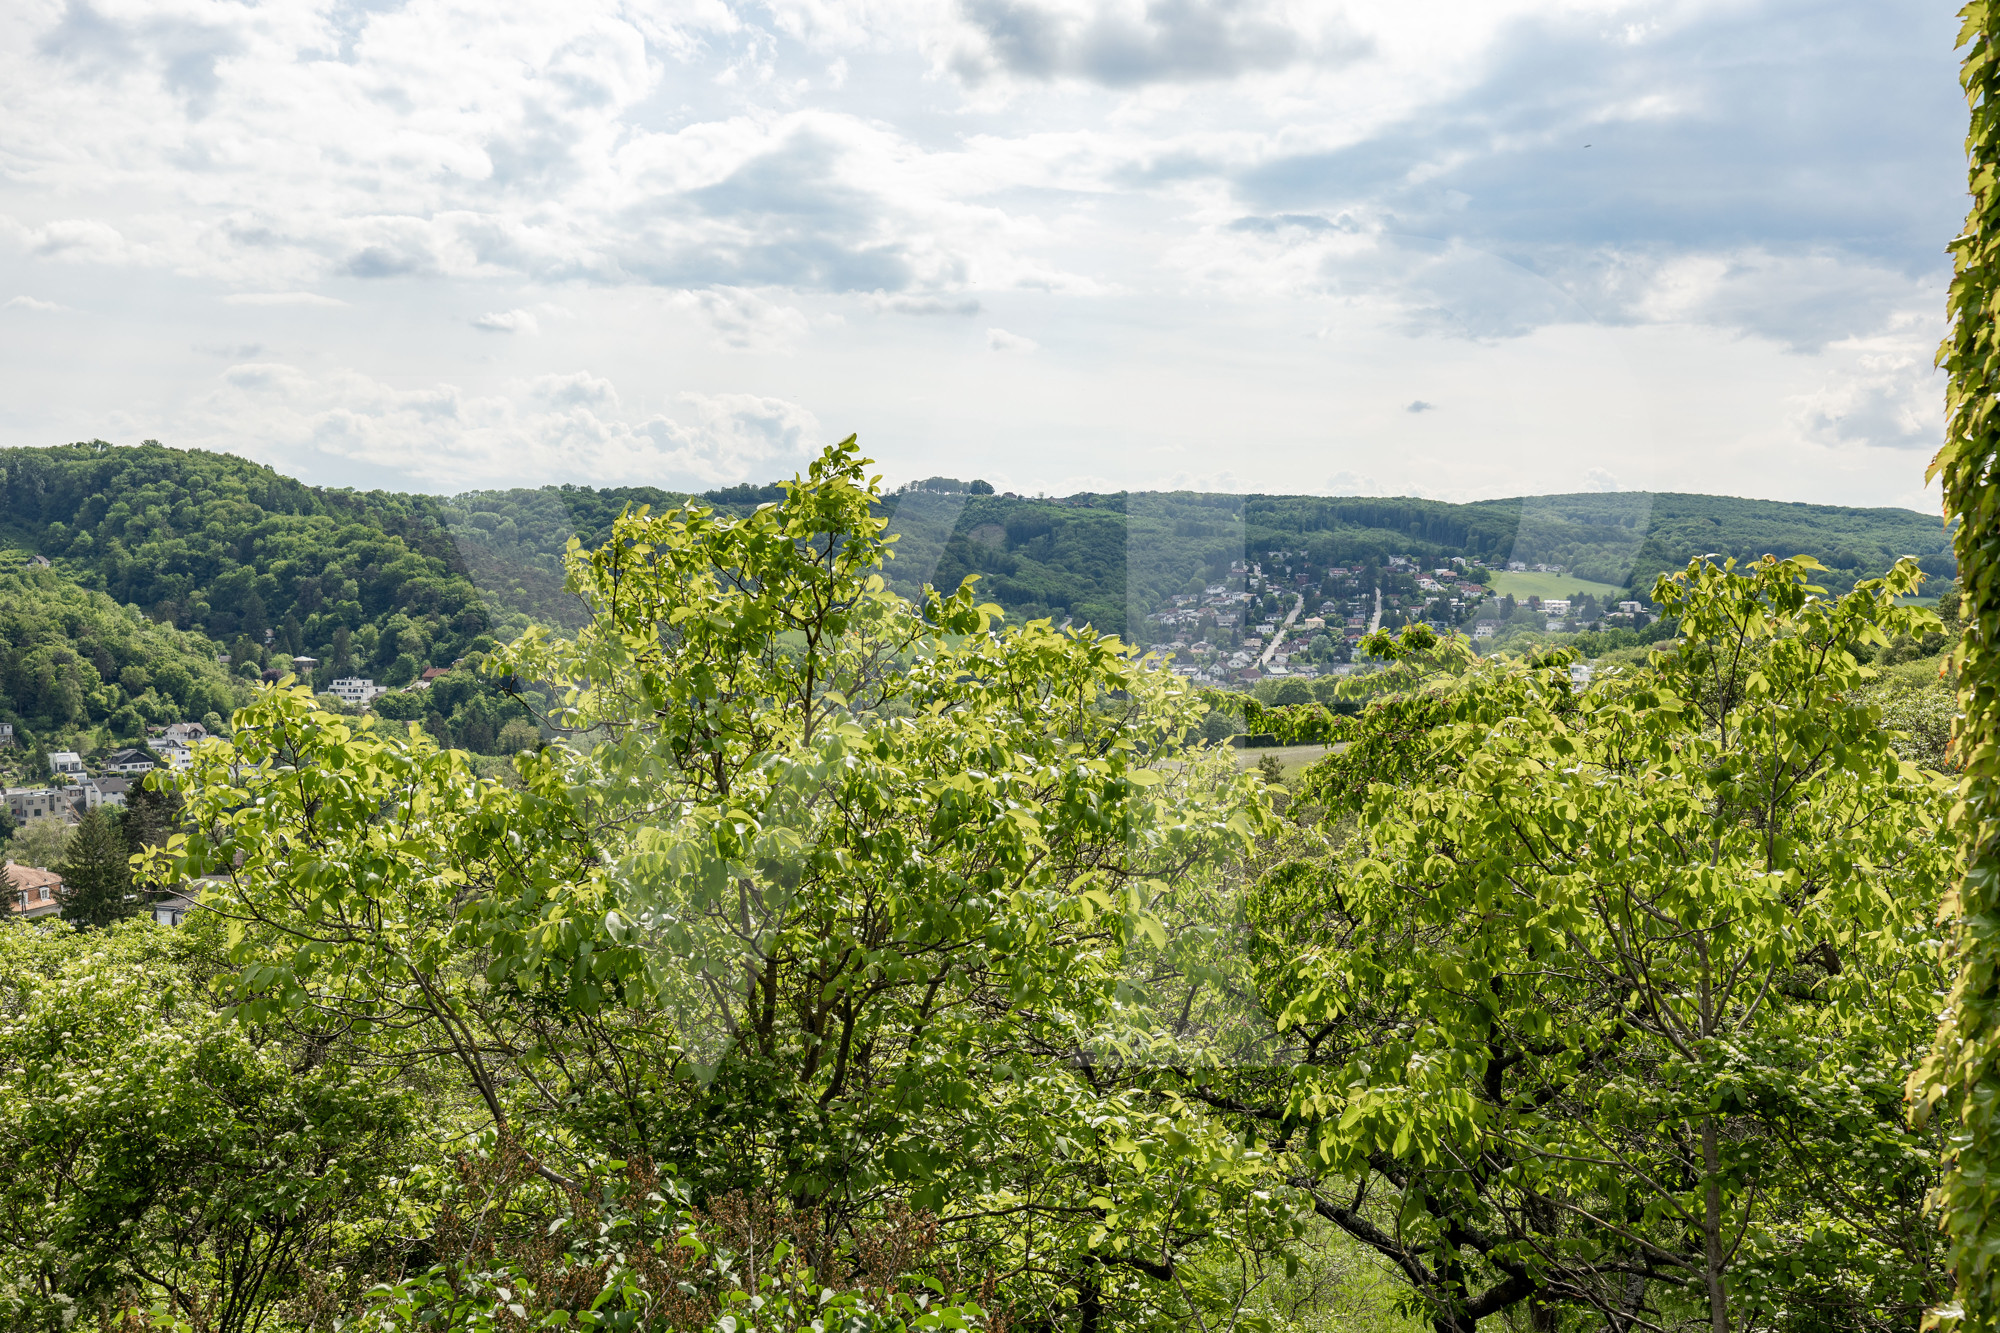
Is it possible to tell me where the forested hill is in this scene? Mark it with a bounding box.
[0,442,1953,660]
[451,481,1953,637]
[0,441,495,684]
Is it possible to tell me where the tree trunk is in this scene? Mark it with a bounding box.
[1077,1272,1101,1333]
[1703,1113,1728,1333]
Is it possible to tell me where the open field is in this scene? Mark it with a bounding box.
[1483,569,1628,601]
[1233,743,1332,780]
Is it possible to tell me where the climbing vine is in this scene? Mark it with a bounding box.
[1911,6,2000,1328]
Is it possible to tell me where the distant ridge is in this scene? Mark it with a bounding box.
[0,442,1954,650]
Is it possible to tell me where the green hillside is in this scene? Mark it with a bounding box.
[450,483,1951,639]
[0,553,247,753]
[0,442,1956,732]
[0,441,495,689]
[1484,570,1629,601]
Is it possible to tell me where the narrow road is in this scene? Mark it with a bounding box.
[1258,593,1306,667]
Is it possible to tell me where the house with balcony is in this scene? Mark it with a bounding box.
[106,747,157,776]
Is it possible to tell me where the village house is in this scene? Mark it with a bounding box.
[5,862,62,920]
[47,751,84,776]
[106,747,157,776]
[4,787,68,824]
[90,775,131,808]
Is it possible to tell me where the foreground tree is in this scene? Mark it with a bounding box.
[0,919,419,1333]
[154,439,1286,1331]
[1204,556,1955,1331]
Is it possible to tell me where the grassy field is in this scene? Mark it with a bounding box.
[1483,569,1628,601]
[1233,743,1332,780]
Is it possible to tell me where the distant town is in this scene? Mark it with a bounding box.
[1139,553,1656,688]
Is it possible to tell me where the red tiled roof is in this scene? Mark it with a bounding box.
[4,862,61,914]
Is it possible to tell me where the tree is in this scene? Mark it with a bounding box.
[494,717,540,753]
[4,818,72,870]
[368,689,426,722]
[1218,557,1955,1332]
[0,921,420,1333]
[121,779,182,856]
[154,439,1282,1333]
[55,807,135,928]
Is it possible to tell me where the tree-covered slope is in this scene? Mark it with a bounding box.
[0,441,493,687]
[442,481,1953,640]
[0,441,1955,687]
[0,553,246,745]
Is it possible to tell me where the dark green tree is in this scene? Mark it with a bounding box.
[56,808,135,928]
[122,781,183,857]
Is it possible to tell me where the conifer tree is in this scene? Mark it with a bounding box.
[122,782,182,857]
[56,808,135,928]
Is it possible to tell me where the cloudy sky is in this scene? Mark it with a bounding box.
[0,0,1965,507]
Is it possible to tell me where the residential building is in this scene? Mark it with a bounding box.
[3,788,69,824]
[1542,599,1571,616]
[152,740,194,771]
[0,723,12,748]
[163,722,208,745]
[106,747,157,775]
[47,751,84,776]
[4,863,61,919]
[65,781,102,815]
[291,656,319,670]
[330,677,385,707]
[90,775,131,808]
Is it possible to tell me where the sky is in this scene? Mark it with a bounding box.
[0,0,1967,509]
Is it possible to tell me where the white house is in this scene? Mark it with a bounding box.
[153,740,194,771]
[89,776,131,808]
[1542,599,1571,617]
[330,677,385,707]
[162,722,207,745]
[47,751,83,776]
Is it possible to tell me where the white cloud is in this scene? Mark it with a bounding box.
[183,360,823,490]
[672,286,812,351]
[1789,336,1944,453]
[941,0,1368,88]
[473,308,540,334]
[0,0,1963,511]
[222,291,346,307]
[6,294,67,311]
[1325,470,1385,496]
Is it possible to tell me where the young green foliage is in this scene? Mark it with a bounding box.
[1234,557,1955,1332]
[1915,7,2000,1329]
[151,440,1287,1332]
